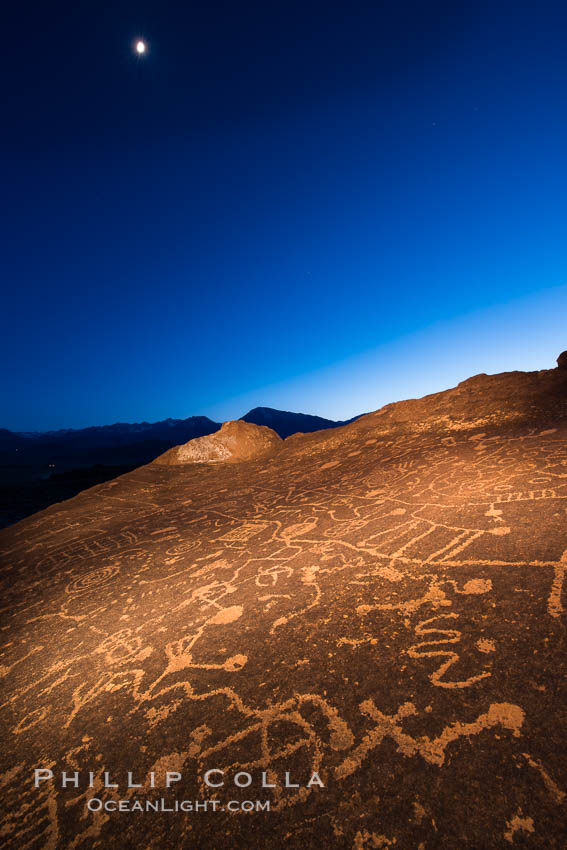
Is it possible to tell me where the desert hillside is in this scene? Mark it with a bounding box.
[1,357,566,848]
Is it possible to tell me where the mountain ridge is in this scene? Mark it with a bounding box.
[1,408,356,451]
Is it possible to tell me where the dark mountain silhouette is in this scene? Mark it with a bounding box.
[0,416,222,470]
[0,409,359,472]
[241,406,362,439]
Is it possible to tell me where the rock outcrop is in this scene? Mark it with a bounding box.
[349,355,567,435]
[154,419,282,465]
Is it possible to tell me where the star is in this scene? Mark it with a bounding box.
[135,40,147,55]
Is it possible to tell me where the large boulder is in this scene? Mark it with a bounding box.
[557,350,567,370]
[154,419,282,465]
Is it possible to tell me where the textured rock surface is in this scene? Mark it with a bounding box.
[356,365,567,433]
[1,359,566,849]
[155,419,283,465]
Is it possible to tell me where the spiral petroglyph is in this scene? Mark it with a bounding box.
[65,564,119,595]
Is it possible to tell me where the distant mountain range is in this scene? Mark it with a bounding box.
[0,407,362,478]
[242,407,360,439]
[0,417,221,469]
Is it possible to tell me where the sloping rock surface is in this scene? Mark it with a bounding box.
[358,366,567,432]
[1,361,566,849]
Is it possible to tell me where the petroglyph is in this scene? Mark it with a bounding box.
[548,549,567,618]
[504,810,535,843]
[406,613,493,688]
[522,753,566,804]
[335,700,524,777]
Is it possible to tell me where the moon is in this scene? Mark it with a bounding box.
[135,40,147,55]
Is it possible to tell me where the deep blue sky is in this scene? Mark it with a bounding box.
[2,1,567,431]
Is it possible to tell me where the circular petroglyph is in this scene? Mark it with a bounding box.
[65,565,119,595]
[95,629,147,665]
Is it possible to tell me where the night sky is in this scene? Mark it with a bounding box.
[3,1,567,431]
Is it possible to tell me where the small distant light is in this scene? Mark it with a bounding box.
[136,40,147,55]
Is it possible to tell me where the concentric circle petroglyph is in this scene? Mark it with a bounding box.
[65,564,119,595]
[95,629,150,665]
